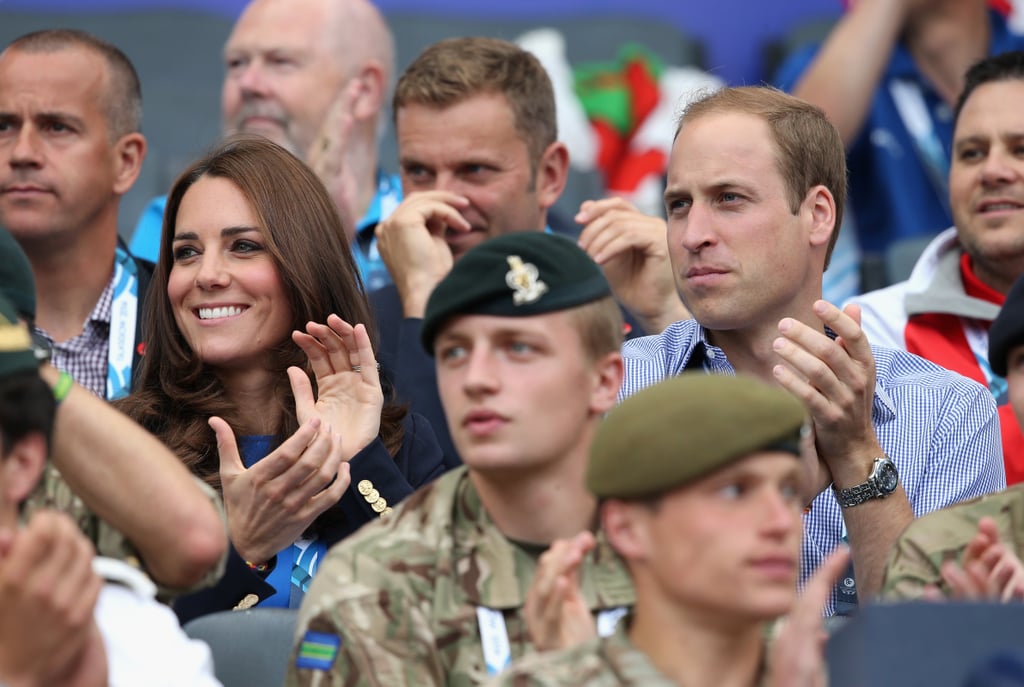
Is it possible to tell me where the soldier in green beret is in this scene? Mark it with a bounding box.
[289,231,633,686]
[882,272,1024,602]
[494,373,850,687]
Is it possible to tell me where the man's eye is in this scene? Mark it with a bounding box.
[665,198,690,214]
[404,165,431,179]
[438,345,467,362]
[958,148,983,162]
[718,483,743,499]
[508,341,534,355]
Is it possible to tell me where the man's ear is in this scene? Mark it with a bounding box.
[1,433,47,507]
[350,61,386,124]
[589,351,624,417]
[535,141,570,213]
[111,132,147,196]
[602,500,652,563]
[803,184,836,250]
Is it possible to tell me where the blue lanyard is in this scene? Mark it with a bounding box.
[889,79,951,215]
[106,246,138,400]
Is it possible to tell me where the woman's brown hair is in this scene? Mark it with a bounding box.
[117,134,405,490]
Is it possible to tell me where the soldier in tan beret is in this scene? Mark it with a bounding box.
[494,373,850,687]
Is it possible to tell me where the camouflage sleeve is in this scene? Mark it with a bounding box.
[25,463,148,571]
[287,556,446,686]
[879,493,1002,601]
[879,524,946,600]
[26,466,227,600]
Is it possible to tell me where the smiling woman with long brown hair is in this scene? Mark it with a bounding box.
[117,134,445,622]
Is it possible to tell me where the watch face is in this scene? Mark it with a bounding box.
[877,461,899,493]
[30,330,52,364]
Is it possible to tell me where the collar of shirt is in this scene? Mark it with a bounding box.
[450,469,633,611]
[355,171,402,248]
[31,273,115,353]
[652,319,897,425]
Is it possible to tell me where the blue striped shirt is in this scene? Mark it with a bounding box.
[621,319,1006,614]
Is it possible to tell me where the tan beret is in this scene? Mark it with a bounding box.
[588,373,806,499]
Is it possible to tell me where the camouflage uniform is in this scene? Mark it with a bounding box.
[491,625,775,687]
[23,463,226,596]
[881,482,1024,600]
[487,629,676,687]
[287,467,635,686]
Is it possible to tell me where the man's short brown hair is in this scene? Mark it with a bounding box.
[568,296,625,363]
[6,28,142,140]
[393,37,557,169]
[677,86,847,269]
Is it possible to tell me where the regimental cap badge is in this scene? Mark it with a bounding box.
[0,292,37,379]
[0,320,31,353]
[505,255,548,306]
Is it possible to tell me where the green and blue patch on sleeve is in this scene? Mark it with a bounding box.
[296,630,341,671]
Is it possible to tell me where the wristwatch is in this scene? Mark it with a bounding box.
[30,329,52,365]
[833,456,899,508]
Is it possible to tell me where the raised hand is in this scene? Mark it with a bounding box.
[291,315,383,460]
[798,423,833,509]
[214,415,351,565]
[922,517,1024,603]
[524,531,598,652]
[307,80,360,232]
[374,190,471,317]
[767,546,850,687]
[772,301,911,599]
[772,300,882,486]
[0,510,107,687]
[576,197,689,333]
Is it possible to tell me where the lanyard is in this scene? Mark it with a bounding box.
[965,321,1008,405]
[106,245,138,400]
[476,605,628,676]
[889,79,951,215]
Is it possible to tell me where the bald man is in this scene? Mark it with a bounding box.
[131,0,400,290]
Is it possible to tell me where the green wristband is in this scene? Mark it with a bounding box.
[52,370,74,405]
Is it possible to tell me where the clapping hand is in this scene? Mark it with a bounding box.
[291,315,384,460]
[524,532,599,651]
[767,546,850,687]
[215,416,350,565]
[922,517,1024,603]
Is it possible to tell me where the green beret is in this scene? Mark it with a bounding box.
[989,273,1024,377]
[0,225,35,320]
[421,232,611,354]
[0,292,37,381]
[588,373,806,499]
